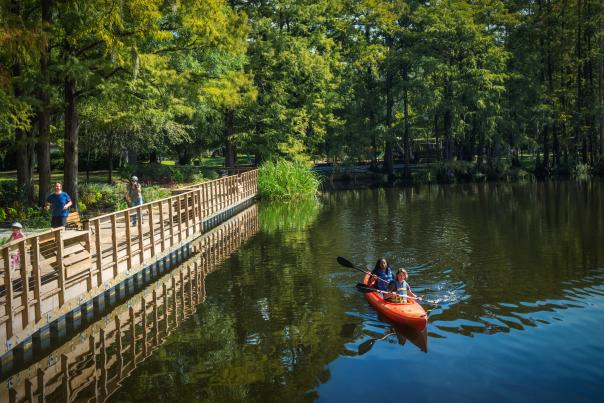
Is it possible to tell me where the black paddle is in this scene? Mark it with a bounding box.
[336,256,391,287]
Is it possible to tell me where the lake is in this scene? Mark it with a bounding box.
[110,180,604,402]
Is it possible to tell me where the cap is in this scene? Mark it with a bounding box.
[12,222,23,229]
[131,176,138,181]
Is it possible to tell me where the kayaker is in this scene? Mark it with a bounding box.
[370,258,394,292]
[388,268,419,303]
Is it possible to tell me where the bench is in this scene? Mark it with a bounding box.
[66,211,82,230]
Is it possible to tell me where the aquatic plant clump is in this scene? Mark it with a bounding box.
[258,159,321,200]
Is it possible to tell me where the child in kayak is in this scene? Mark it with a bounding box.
[370,258,394,292]
[388,268,419,303]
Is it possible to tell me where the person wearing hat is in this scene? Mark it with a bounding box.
[7,222,26,272]
[45,182,73,228]
[126,175,144,225]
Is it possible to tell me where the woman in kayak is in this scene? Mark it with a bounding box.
[370,258,394,292]
[388,268,419,303]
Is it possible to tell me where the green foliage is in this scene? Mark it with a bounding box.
[258,159,321,200]
[0,205,50,229]
[79,182,171,213]
[118,164,205,184]
[573,163,591,180]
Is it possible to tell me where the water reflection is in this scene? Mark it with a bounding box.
[258,198,320,234]
[6,180,602,402]
[0,206,260,402]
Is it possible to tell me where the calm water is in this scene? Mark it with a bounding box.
[111,180,604,402]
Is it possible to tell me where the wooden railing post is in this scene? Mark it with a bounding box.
[2,247,14,338]
[136,206,144,264]
[31,237,42,323]
[123,211,132,270]
[110,216,118,278]
[196,189,203,232]
[94,219,105,284]
[159,200,166,252]
[19,240,30,327]
[184,193,191,239]
[168,200,175,247]
[176,196,183,243]
[55,229,66,306]
[148,203,156,257]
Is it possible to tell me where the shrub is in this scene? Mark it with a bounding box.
[79,183,127,212]
[508,167,531,181]
[258,159,321,200]
[118,163,204,184]
[573,163,591,180]
[79,183,171,213]
[485,159,511,181]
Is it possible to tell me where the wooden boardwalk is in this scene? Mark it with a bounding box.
[0,204,260,402]
[0,170,257,353]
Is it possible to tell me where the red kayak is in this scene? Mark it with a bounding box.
[362,274,428,331]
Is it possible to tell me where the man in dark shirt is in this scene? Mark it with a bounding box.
[46,182,73,228]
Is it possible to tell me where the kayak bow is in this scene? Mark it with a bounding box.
[362,274,428,331]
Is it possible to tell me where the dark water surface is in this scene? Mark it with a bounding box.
[112,180,604,402]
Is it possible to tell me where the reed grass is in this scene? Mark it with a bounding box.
[258,159,321,200]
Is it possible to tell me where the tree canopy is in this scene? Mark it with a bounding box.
[1,0,603,203]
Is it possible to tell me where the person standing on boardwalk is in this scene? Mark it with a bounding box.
[126,175,144,225]
[45,182,73,228]
[7,222,26,272]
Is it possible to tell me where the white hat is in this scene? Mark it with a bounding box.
[131,176,138,181]
[12,222,22,229]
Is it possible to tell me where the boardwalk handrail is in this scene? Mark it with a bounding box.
[0,205,260,401]
[0,169,257,352]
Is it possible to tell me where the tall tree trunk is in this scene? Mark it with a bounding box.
[107,130,114,184]
[149,150,158,164]
[402,64,411,176]
[434,113,440,162]
[600,22,604,156]
[224,109,235,169]
[37,0,52,207]
[553,122,560,168]
[64,77,79,206]
[383,67,394,180]
[443,75,453,161]
[576,0,586,163]
[10,0,33,203]
[14,75,34,203]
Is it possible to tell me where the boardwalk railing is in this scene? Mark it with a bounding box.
[1,205,259,402]
[0,170,257,352]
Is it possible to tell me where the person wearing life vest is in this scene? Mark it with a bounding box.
[388,268,418,303]
[370,258,394,292]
